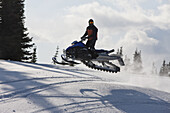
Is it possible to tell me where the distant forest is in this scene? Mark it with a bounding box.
[0,0,35,62]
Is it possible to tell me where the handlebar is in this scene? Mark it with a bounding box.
[80,37,88,42]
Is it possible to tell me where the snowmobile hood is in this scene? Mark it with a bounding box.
[66,41,86,51]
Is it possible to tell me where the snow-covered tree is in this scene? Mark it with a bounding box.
[54,46,59,58]
[151,62,157,74]
[52,46,59,64]
[132,49,143,72]
[124,55,131,71]
[31,47,37,63]
[159,60,170,76]
[117,47,123,56]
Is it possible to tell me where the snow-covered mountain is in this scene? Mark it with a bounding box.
[0,60,170,113]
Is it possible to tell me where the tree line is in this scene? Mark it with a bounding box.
[0,0,36,62]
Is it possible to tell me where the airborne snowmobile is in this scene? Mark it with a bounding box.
[52,39,125,73]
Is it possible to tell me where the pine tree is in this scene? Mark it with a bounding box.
[0,0,34,61]
[133,49,142,64]
[31,47,37,63]
[124,55,130,65]
[54,46,59,58]
[151,62,157,74]
[163,60,166,67]
[52,46,59,64]
[0,0,2,57]
[132,49,143,72]
[159,60,170,76]
[117,47,123,56]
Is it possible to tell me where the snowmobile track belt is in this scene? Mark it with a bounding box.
[81,60,120,73]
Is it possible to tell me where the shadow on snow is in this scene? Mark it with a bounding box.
[33,88,170,113]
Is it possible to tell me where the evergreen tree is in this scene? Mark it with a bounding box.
[151,62,157,74]
[0,0,34,61]
[159,60,170,76]
[54,46,59,58]
[133,49,142,64]
[124,55,130,65]
[163,60,166,67]
[117,47,123,56]
[31,47,37,63]
[0,0,2,56]
[52,46,59,64]
[132,49,143,72]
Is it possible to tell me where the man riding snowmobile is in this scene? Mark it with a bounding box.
[81,19,98,58]
[52,19,125,73]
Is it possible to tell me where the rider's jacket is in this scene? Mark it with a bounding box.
[82,25,98,40]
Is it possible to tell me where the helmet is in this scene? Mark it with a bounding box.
[88,19,94,25]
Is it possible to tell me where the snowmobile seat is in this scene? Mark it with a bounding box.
[96,49,114,54]
[96,49,108,53]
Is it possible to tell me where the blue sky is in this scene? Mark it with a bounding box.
[25,0,170,68]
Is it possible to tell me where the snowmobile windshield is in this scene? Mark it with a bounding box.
[66,42,86,51]
[71,41,78,45]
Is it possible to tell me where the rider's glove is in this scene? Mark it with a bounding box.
[81,36,86,41]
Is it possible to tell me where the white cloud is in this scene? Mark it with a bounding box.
[115,30,159,58]
[66,2,150,30]
[119,30,158,46]
[27,1,169,44]
[25,0,170,63]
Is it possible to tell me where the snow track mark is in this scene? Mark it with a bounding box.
[0,79,95,100]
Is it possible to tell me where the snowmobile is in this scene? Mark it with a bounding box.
[52,39,125,73]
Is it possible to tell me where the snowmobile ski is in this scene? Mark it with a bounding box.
[61,54,80,64]
[52,57,70,65]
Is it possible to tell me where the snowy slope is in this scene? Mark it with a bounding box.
[0,60,170,113]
